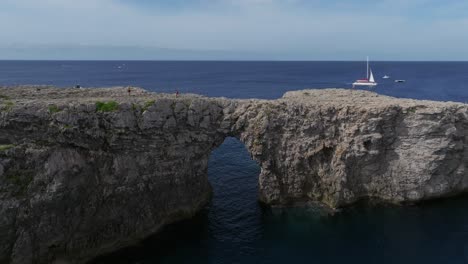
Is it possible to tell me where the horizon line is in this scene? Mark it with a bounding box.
[1,59,468,62]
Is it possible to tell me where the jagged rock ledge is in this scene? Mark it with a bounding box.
[1,86,468,263]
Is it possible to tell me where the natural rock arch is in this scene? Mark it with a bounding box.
[1,86,468,263]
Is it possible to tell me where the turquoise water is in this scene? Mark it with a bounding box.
[2,61,468,263]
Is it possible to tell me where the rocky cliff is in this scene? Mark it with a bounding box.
[1,86,468,263]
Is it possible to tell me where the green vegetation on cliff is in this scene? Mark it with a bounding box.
[0,144,14,151]
[96,101,119,112]
[1,101,14,112]
[48,104,61,113]
[143,100,155,111]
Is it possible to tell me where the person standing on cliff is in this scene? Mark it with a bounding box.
[176,89,179,98]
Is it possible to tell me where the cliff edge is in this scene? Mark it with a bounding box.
[1,86,467,263]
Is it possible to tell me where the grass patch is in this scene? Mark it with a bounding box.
[96,101,119,112]
[406,107,417,114]
[0,94,10,100]
[1,101,14,112]
[0,144,14,151]
[48,104,60,113]
[143,100,155,111]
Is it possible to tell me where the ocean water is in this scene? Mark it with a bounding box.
[2,61,468,263]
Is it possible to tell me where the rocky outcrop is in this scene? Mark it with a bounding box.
[244,90,468,208]
[1,86,468,263]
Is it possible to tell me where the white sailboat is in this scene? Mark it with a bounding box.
[352,57,378,88]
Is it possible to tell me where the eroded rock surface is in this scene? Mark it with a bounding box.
[1,86,467,263]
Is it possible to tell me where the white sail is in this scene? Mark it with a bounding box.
[366,56,369,80]
[369,69,375,83]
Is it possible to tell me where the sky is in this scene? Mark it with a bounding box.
[1,0,468,60]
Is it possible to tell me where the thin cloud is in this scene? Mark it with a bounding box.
[0,0,467,60]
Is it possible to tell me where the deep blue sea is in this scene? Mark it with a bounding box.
[2,61,468,264]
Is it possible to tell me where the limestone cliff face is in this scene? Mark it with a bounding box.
[1,87,468,263]
[0,87,235,263]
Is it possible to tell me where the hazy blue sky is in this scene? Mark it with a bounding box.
[1,0,468,60]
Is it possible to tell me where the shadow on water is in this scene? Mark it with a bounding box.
[91,137,468,264]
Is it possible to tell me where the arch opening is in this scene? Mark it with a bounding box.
[206,136,262,243]
[90,137,263,263]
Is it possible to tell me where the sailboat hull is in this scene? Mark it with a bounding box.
[352,82,378,87]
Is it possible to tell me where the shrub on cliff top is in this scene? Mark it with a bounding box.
[1,101,14,112]
[143,100,155,111]
[48,105,60,113]
[96,101,119,112]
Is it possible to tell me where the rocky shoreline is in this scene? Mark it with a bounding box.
[1,86,468,263]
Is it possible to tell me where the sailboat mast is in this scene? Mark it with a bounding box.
[366,56,369,80]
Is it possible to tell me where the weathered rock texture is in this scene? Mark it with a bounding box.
[1,86,468,263]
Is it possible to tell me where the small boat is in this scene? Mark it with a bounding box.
[395,80,406,83]
[382,75,390,79]
[352,57,377,88]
